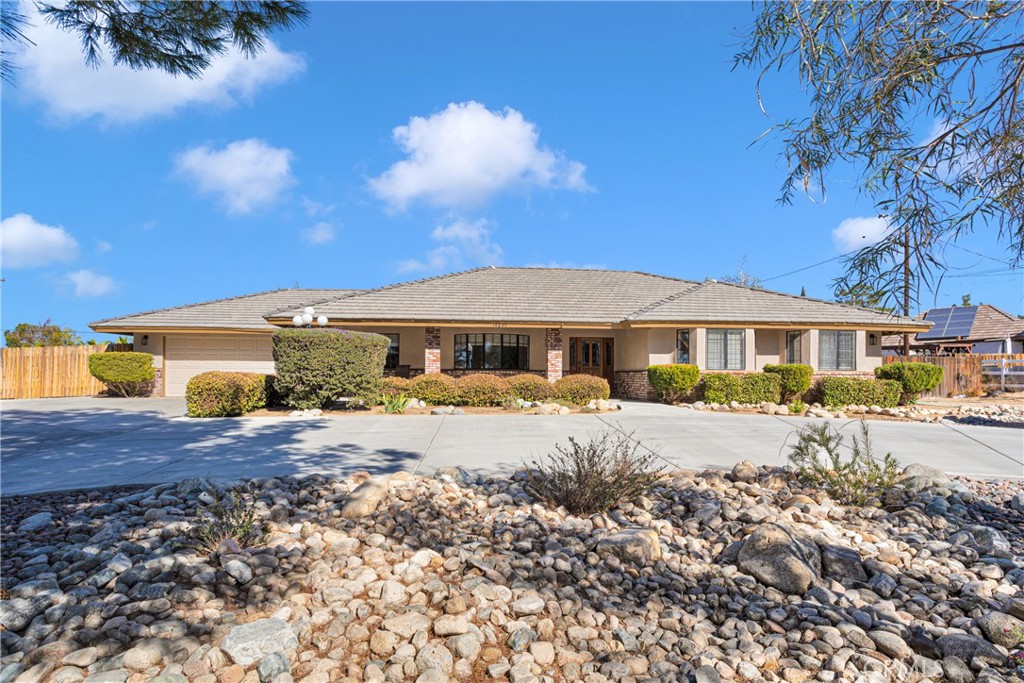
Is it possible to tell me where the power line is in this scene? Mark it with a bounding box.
[761,253,848,283]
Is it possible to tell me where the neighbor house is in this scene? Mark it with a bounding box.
[90,267,931,399]
[882,304,1024,356]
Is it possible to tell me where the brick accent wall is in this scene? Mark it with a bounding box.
[424,327,441,374]
[545,328,563,382]
[153,367,164,397]
[614,370,657,401]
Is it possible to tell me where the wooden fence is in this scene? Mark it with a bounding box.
[883,354,983,398]
[1,344,133,400]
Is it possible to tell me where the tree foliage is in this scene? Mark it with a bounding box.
[718,256,763,289]
[2,0,308,82]
[4,320,81,347]
[833,282,894,312]
[737,2,1024,309]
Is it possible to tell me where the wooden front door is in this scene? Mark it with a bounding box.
[569,337,614,385]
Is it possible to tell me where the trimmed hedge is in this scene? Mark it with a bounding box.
[763,363,813,401]
[186,372,268,417]
[554,374,610,404]
[817,376,901,408]
[647,364,700,403]
[272,329,390,409]
[456,374,511,406]
[88,352,155,397]
[740,372,782,404]
[699,373,742,404]
[507,374,555,402]
[410,374,459,405]
[874,362,944,403]
[381,376,413,398]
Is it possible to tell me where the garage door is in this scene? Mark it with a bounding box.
[164,334,274,397]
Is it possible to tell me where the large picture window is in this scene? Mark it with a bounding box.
[706,329,745,370]
[676,329,690,364]
[454,333,530,370]
[819,330,855,371]
[383,333,400,369]
[786,331,802,364]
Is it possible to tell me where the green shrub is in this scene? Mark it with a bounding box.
[788,399,808,415]
[507,373,555,402]
[186,372,268,417]
[787,421,901,505]
[382,393,412,414]
[740,372,783,404]
[455,373,511,406]
[817,376,901,408]
[88,352,155,397]
[187,487,268,554]
[381,376,413,397]
[410,374,459,405]
[700,373,742,404]
[554,374,610,404]
[647,364,700,403]
[874,362,944,403]
[526,430,662,515]
[272,329,390,409]
[763,363,813,401]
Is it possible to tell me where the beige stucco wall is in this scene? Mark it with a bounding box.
[754,329,782,369]
[647,328,677,366]
[133,332,165,372]
[342,325,427,369]
[613,328,649,371]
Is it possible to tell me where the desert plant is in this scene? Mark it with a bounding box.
[787,420,901,505]
[527,429,662,515]
[699,373,742,404]
[764,363,813,401]
[507,373,555,402]
[187,488,268,554]
[788,399,808,415]
[410,374,460,405]
[816,376,901,408]
[874,362,944,404]
[501,395,525,412]
[381,376,413,398]
[647,364,700,403]
[88,351,155,397]
[382,393,412,414]
[272,329,390,409]
[553,374,610,405]
[455,373,511,406]
[739,372,783,404]
[186,372,268,417]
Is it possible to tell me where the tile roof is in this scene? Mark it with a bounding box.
[90,289,362,331]
[884,305,1024,346]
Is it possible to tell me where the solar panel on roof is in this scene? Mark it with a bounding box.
[917,306,978,340]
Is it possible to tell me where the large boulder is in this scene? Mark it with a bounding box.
[977,611,1024,648]
[820,544,868,583]
[936,634,1006,666]
[949,525,1012,558]
[737,524,821,594]
[595,528,662,564]
[340,479,388,518]
[220,618,298,667]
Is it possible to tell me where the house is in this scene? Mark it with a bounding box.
[882,304,1024,356]
[90,267,930,399]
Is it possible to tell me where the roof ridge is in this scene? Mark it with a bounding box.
[495,266,697,284]
[88,288,346,327]
[624,281,710,320]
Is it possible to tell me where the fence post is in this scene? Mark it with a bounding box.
[1002,358,1007,391]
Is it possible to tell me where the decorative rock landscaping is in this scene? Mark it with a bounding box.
[682,400,1023,427]
[1,462,1022,683]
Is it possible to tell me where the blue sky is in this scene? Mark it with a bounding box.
[2,2,1020,343]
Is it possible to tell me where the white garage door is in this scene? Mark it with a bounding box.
[164,334,274,397]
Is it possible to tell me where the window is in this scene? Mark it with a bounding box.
[786,331,802,364]
[706,329,745,370]
[454,333,530,370]
[676,330,690,364]
[819,330,856,371]
[384,333,400,369]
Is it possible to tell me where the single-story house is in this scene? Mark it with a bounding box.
[90,267,931,399]
[882,304,1024,356]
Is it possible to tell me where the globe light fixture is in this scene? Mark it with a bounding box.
[302,312,313,325]
[292,315,303,327]
[304,306,315,315]
[317,315,328,327]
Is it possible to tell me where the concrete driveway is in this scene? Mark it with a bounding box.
[1,397,1021,495]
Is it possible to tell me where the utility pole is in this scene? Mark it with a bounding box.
[902,224,911,358]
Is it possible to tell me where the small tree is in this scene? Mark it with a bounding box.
[4,320,81,347]
[787,421,901,505]
[88,352,155,397]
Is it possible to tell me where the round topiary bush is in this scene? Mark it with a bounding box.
[455,373,511,406]
[554,374,610,404]
[381,376,413,398]
[186,372,268,417]
[646,364,700,403]
[874,362,944,403]
[88,351,155,397]
[410,374,459,405]
[272,329,390,409]
[507,374,555,402]
[763,363,813,401]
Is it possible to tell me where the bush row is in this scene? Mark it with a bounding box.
[383,373,609,406]
[698,372,784,404]
[816,376,901,408]
[874,362,943,402]
[186,372,269,417]
[647,363,812,405]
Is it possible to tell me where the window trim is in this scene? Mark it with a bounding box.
[785,330,802,364]
[706,328,745,371]
[818,330,856,371]
[453,333,530,371]
[383,333,400,369]
[676,329,690,364]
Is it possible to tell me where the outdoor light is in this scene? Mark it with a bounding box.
[317,315,328,327]
[292,315,303,327]
[140,335,149,346]
[303,306,315,315]
[302,312,313,325]
[869,333,878,345]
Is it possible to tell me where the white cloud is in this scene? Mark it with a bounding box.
[66,269,115,297]
[397,217,503,273]
[1,213,80,268]
[175,139,295,214]
[526,260,607,270]
[369,101,591,211]
[14,2,305,124]
[301,197,335,217]
[300,222,335,245]
[96,240,112,253]
[832,216,891,253]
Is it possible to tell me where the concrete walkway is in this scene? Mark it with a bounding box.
[1,397,1021,495]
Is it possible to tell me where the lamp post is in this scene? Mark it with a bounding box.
[294,306,329,328]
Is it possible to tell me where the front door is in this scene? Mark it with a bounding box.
[569,337,614,385]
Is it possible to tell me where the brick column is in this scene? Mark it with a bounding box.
[424,327,441,374]
[545,328,563,382]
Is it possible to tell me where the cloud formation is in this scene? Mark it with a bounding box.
[66,269,115,297]
[175,139,295,214]
[14,3,304,124]
[370,101,591,211]
[1,213,80,268]
[398,217,503,273]
[832,216,891,253]
[300,222,336,245]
